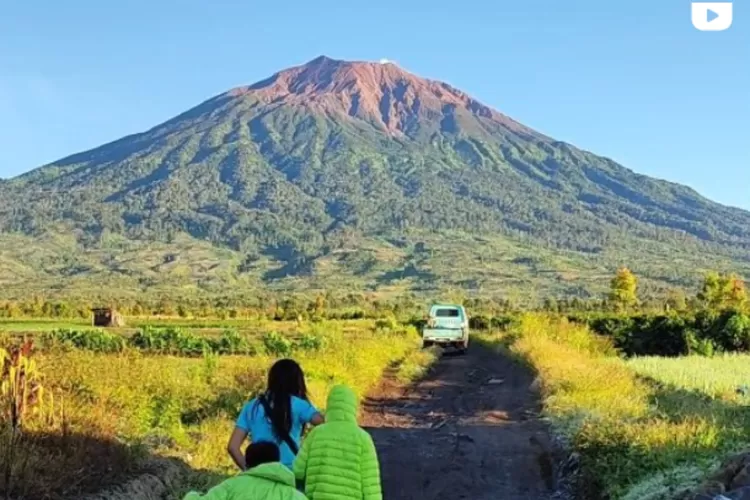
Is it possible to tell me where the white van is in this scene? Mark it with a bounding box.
[421,304,469,354]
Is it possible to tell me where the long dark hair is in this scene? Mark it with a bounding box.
[255,359,308,442]
[245,441,280,469]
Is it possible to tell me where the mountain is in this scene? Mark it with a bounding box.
[1,55,748,301]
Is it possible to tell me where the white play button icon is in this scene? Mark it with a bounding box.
[692,2,733,31]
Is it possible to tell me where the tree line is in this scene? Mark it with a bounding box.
[0,266,744,324]
[564,267,750,356]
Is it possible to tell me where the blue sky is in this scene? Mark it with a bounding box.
[1,0,747,208]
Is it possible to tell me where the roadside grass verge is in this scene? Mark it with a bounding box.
[480,314,750,499]
[393,346,441,383]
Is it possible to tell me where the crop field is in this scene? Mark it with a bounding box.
[0,318,436,499]
[627,354,750,400]
[482,315,750,500]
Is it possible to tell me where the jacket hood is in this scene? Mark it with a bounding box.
[325,384,358,423]
[244,462,295,486]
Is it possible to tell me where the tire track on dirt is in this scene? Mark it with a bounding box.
[362,343,556,500]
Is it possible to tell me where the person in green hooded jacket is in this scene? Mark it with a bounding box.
[293,384,382,500]
[184,442,307,500]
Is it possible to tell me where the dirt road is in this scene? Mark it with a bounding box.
[362,343,556,500]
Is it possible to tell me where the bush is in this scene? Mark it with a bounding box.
[685,329,716,356]
[129,327,209,356]
[588,315,634,339]
[407,316,427,330]
[400,325,419,338]
[37,326,259,357]
[593,315,692,357]
[626,315,692,357]
[374,316,399,331]
[715,311,750,351]
[469,315,490,330]
[295,333,324,351]
[212,329,255,355]
[41,329,125,353]
[490,315,516,330]
[262,331,293,357]
[584,311,750,357]
[337,309,365,320]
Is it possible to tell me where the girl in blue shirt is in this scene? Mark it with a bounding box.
[227,359,324,470]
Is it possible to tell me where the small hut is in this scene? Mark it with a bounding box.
[92,307,125,327]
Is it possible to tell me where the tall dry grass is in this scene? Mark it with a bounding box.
[482,314,749,499]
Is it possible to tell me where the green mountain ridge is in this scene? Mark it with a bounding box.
[0,55,747,301]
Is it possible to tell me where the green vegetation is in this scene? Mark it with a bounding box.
[628,355,750,400]
[128,327,255,356]
[0,319,437,499]
[579,309,750,357]
[610,266,638,311]
[8,326,341,358]
[551,271,750,358]
[41,328,126,353]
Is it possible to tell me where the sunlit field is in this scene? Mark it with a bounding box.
[628,354,750,400]
[0,319,436,499]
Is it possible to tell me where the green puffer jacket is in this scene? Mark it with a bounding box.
[293,385,382,500]
[184,463,307,500]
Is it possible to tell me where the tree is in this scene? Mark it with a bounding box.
[157,298,176,317]
[131,302,144,317]
[542,297,557,312]
[665,289,688,312]
[728,276,747,309]
[312,294,326,316]
[609,267,638,311]
[698,272,725,309]
[176,304,189,318]
[698,272,747,310]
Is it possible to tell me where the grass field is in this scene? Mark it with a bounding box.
[1,318,437,499]
[628,355,750,400]
[482,315,750,500]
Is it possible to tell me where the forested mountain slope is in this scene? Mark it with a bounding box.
[0,56,747,300]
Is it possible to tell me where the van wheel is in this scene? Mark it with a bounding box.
[458,341,468,355]
[422,341,433,349]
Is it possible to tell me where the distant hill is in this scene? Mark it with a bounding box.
[1,55,748,301]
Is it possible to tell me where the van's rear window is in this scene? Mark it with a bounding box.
[434,309,460,317]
